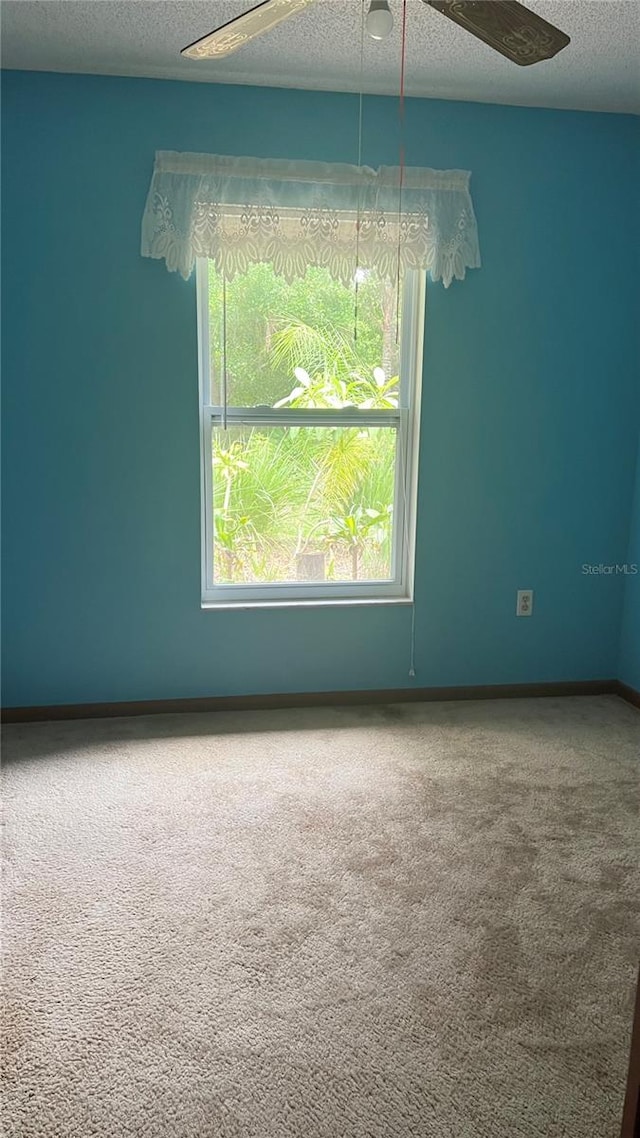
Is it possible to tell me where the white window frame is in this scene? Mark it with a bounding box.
[197,258,425,608]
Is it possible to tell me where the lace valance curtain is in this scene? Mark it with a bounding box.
[141,151,480,288]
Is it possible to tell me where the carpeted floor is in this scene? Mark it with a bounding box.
[2,695,639,1138]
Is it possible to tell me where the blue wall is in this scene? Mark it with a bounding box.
[619,433,640,690]
[2,71,639,707]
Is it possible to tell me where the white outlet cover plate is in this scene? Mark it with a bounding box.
[516,589,534,617]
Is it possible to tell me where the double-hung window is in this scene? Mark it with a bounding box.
[197,258,425,606]
[141,152,478,607]
[141,152,479,607]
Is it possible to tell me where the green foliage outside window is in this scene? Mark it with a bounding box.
[208,263,401,585]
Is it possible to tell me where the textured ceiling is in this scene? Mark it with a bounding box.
[2,0,639,114]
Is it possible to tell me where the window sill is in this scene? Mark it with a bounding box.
[201,596,414,612]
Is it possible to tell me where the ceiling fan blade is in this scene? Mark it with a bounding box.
[182,0,316,61]
[424,1,570,66]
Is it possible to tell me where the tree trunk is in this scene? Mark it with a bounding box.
[381,280,398,378]
[223,548,235,581]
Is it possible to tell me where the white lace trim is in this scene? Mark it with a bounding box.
[141,152,480,288]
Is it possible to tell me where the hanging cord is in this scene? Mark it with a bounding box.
[393,0,414,676]
[409,604,416,678]
[395,0,408,343]
[221,272,228,430]
[354,0,365,342]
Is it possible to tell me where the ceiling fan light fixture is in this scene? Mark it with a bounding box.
[366,0,393,41]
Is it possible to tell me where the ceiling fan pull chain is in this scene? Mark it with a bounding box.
[354,0,366,344]
[221,273,228,431]
[396,0,408,344]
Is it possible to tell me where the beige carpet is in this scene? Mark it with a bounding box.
[2,695,639,1138]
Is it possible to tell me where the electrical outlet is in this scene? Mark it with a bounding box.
[516,589,534,617]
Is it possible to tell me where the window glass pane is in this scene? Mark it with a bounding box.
[207,263,402,409]
[211,424,397,585]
